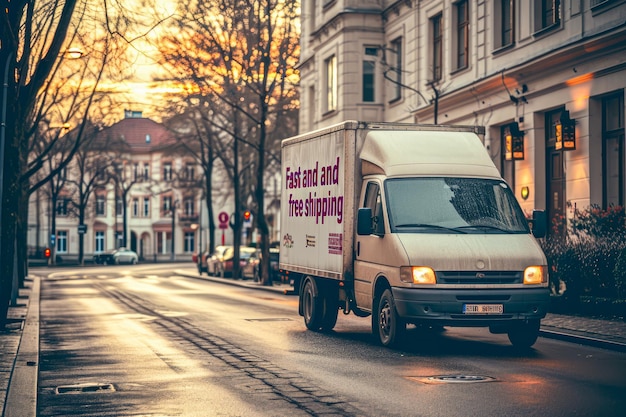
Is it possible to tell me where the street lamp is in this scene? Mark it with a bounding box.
[170,199,179,261]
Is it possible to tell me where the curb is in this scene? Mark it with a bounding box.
[539,328,626,352]
[4,276,40,417]
[175,269,296,295]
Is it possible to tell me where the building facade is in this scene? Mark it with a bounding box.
[298,0,626,230]
[28,111,222,263]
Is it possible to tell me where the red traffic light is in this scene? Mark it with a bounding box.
[44,248,51,258]
[243,210,251,221]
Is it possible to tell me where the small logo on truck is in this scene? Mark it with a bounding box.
[283,233,294,248]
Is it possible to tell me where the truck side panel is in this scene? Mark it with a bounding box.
[280,124,356,280]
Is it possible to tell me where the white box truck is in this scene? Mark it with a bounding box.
[279,121,549,348]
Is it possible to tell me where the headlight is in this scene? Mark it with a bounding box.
[524,265,548,285]
[400,266,436,284]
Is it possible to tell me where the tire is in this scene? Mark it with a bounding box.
[507,320,540,348]
[302,279,324,331]
[320,296,339,331]
[374,289,406,347]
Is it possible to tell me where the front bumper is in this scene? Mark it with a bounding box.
[392,287,550,327]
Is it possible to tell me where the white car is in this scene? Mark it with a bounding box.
[112,248,138,265]
[94,248,138,265]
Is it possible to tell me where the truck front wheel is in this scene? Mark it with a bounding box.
[375,289,406,347]
[507,320,540,348]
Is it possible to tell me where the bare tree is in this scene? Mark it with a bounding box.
[64,122,112,264]
[0,0,146,326]
[156,0,300,284]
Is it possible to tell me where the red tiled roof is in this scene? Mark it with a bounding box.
[100,117,174,149]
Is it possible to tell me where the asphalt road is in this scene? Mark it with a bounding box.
[34,265,626,417]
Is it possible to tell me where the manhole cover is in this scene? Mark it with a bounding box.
[56,383,115,394]
[410,375,497,384]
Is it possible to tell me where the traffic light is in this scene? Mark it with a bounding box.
[243,210,251,221]
[44,247,51,258]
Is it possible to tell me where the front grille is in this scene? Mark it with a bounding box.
[437,270,522,285]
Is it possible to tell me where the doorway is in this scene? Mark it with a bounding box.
[546,108,567,237]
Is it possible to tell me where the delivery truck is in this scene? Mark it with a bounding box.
[279,121,549,348]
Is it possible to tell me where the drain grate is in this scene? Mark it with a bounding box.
[246,318,292,322]
[55,383,115,394]
[410,375,497,384]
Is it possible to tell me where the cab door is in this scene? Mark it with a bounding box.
[354,180,387,310]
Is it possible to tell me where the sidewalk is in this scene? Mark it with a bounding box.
[2,272,626,417]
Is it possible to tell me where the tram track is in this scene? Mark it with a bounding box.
[93,281,365,417]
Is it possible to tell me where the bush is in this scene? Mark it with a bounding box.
[614,247,626,299]
[539,205,626,315]
[570,204,625,240]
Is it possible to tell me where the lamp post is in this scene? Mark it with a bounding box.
[170,199,178,261]
[1,51,15,305]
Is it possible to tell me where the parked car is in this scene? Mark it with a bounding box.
[240,249,261,280]
[93,248,138,265]
[254,248,281,282]
[217,246,257,278]
[199,245,231,275]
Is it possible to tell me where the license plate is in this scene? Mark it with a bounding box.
[463,304,503,314]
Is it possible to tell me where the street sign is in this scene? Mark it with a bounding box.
[218,211,229,229]
[78,224,87,234]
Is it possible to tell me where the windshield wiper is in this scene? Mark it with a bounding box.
[394,223,468,234]
[455,224,515,233]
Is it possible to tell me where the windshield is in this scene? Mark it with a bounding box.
[385,177,530,234]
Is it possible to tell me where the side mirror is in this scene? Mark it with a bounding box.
[357,207,373,236]
[531,210,547,238]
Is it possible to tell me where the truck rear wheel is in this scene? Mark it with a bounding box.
[320,295,339,331]
[302,279,324,330]
[302,278,339,332]
[507,320,540,348]
[374,289,406,347]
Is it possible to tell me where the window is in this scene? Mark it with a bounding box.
[146,134,151,143]
[184,231,195,253]
[163,162,172,181]
[363,182,384,235]
[455,0,469,70]
[184,197,195,216]
[95,231,105,253]
[602,92,625,207]
[534,0,560,33]
[95,194,105,216]
[388,38,403,102]
[325,55,337,112]
[56,231,68,253]
[143,197,150,217]
[56,198,69,216]
[431,14,443,81]
[116,231,123,249]
[132,198,139,217]
[157,231,172,254]
[495,0,514,48]
[133,163,139,181]
[162,196,172,215]
[116,197,123,216]
[363,47,377,102]
[185,163,195,181]
[143,164,150,180]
